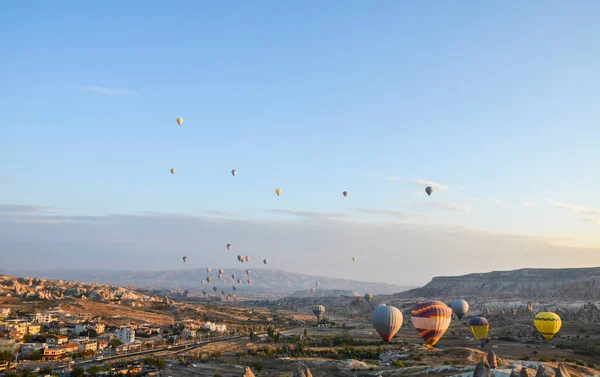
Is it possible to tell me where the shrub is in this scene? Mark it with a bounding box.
[392,360,405,367]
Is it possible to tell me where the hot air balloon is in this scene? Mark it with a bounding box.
[218,269,224,275]
[352,257,357,262]
[245,256,250,262]
[237,279,242,284]
[182,256,187,263]
[316,282,320,287]
[202,291,206,296]
[206,268,211,273]
[171,169,176,175]
[263,259,268,265]
[221,290,225,296]
[176,117,183,125]
[311,288,316,293]
[275,188,281,196]
[207,277,212,283]
[312,305,325,320]
[534,312,561,341]
[343,191,348,197]
[246,269,251,275]
[451,299,469,319]
[247,279,252,284]
[425,186,433,196]
[231,170,237,176]
[371,304,403,342]
[218,274,223,279]
[227,244,232,251]
[232,286,237,291]
[469,317,489,345]
[411,300,453,348]
[364,293,373,303]
[231,274,236,279]
[237,255,244,262]
[201,280,205,284]
[213,286,217,292]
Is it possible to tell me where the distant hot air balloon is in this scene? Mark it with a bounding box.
[451,299,469,319]
[247,279,252,284]
[221,290,225,296]
[218,269,224,275]
[311,288,316,293]
[176,117,183,125]
[534,312,561,341]
[207,277,212,283]
[237,279,242,284]
[232,286,237,291]
[316,282,320,287]
[227,244,232,251]
[364,293,373,303]
[206,267,211,273]
[469,317,489,344]
[231,170,237,176]
[213,286,218,292]
[231,274,236,279]
[371,304,403,342]
[202,291,206,296]
[343,191,348,197]
[263,259,268,265]
[411,300,453,347]
[246,269,251,275]
[312,305,325,320]
[201,280,205,284]
[275,188,281,196]
[245,256,250,262]
[352,257,357,262]
[425,186,433,196]
[182,256,187,263]
[218,274,223,279]
[237,255,244,262]
[171,169,176,175]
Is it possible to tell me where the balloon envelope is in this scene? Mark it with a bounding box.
[182,257,187,263]
[263,259,268,265]
[176,117,183,125]
[343,191,348,197]
[171,169,176,175]
[313,305,325,320]
[364,293,373,303]
[275,188,282,196]
[411,300,453,347]
[425,186,433,196]
[227,244,232,251]
[534,312,561,341]
[231,170,237,176]
[451,299,469,319]
[469,317,489,342]
[371,305,403,342]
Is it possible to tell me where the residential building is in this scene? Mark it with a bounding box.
[63,343,79,354]
[78,313,93,322]
[43,347,66,361]
[20,343,46,358]
[46,335,68,347]
[74,323,87,335]
[35,313,53,324]
[78,341,97,353]
[203,322,227,333]
[97,340,108,351]
[90,323,105,334]
[0,338,16,354]
[27,324,41,335]
[70,337,90,344]
[114,327,135,344]
[181,329,196,339]
[0,308,10,318]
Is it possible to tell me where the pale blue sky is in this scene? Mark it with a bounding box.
[1,1,599,284]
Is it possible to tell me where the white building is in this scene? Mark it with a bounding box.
[203,322,227,333]
[114,327,135,344]
[0,308,10,318]
[35,313,53,324]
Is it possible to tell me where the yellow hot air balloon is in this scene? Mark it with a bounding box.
[275,188,282,196]
[176,117,183,125]
[170,169,176,175]
[534,312,561,341]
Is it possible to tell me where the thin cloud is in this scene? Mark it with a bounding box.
[386,177,398,181]
[583,217,600,224]
[545,199,600,216]
[491,199,514,208]
[409,179,448,191]
[0,204,105,224]
[416,200,471,213]
[80,86,139,96]
[0,204,50,215]
[522,202,536,207]
[257,208,352,219]
[205,210,241,217]
[356,208,412,218]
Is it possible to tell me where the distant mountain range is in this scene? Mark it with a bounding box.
[2,268,415,297]
[398,267,600,300]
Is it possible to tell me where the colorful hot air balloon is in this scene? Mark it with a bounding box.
[237,279,242,284]
[311,288,316,293]
[182,256,187,263]
[232,286,237,291]
[263,259,268,265]
[218,274,223,279]
[202,291,206,296]
[371,305,403,342]
[246,269,251,275]
[231,170,237,176]
[231,274,236,279]
[534,312,562,341]
[201,280,205,284]
[171,168,176,175]
[213,286,218,292]
[206,268,211,273]
[247,279,252,284]
[227,244,232,251]
[245,256,250,262]
[237,255,243,262]
[425,186,433,196]
[411,300,453,347]
[451,299,469,319]
[218,269,224,275]
[316,282,320,287]
[221,290,225,296]
[313,305,325,320]
[176,117,183,125]
[469,317,489,344]
[343,191,348,197]
[207,277,212,283]
[352,257,357,262]
[364,293,373,303]
[275,188,282,196]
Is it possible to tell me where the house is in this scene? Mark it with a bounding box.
[27,324,41,335]
[0,338,16,354]
[63,343,79,354]
[35,313,53,324]
[78,313,93,322]
[78,341,97,353]
[46,335,68,347]
[90,323,105,334]
[20,343,46,358]
[0,308,10,318]
[97,340,108,351]
[181,329,196,339]
[203,322,227,333]
[43,347,66,361]
[114,327,135,344]
[70,336,89,344]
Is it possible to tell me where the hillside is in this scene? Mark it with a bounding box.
[399,267,600,300]
[4,268,414,296]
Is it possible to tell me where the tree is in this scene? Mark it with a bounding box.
[110,339,123,347]
[39,367,52,375]
[0,351,13,362]
[80,330,98,338]
[303,328,308,338]
[28,349,43,361]
[89,366,102,377]
[71,366,85,377]
[249,330,258,342]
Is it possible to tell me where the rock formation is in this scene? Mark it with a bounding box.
[535,365,552,377]
[555,363,571,377]
[472,357,493,377]
[486,351,498,369]
[243,367,256,377]
[293,363,313,377]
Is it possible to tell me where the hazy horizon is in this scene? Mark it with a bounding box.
[2,2,599,286]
